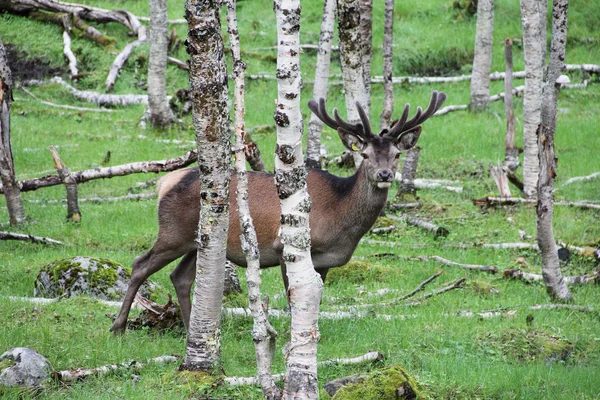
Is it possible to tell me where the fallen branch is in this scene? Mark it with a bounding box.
[404,255,497,273]
[19,87,117,112]
[473,196,600,210]
[26,192,156,204]
[167,56,189,71]
[0,231,64,245]
[370,225,396,234]
[137,16,187,24]
[106,25,147,92]
[49,146,81,222]
[395,173,462,192]
[52,355,179,383]
[50,77,148,106]
[504,268,600,285]
[410,278,466,303]
[62,30,78,78]
[396,271,443,301]
[224,351,383,386]
[406,217,449,237]
[3,295,140,309]
[388,202,422,210]
[490,164,511,198]
[0,149,197,193]
[561,171,600,187]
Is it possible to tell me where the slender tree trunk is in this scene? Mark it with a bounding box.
[274,0,323,397]
[536,0,572,302]
[227,1,280,398]
[503,38,519,172]
[148,0,175,127]
[306,0,336,169]
[358,0,372,113]
[180,0,230,372]
[520,0,546,198]
[0,38,26,225]
[337,0,369,168]
[380,0,395,130]
[49,146,81,222]
[469,0,495,111]
[396,147,420,198]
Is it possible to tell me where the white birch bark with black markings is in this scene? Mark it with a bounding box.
[469,0,495,111]
[147,0,175,127]
[305,0,335,169]
[49,146,80,222]
[396,146,420,197]
[180,0,230,371]
[536,0,572,302]
[380,0,395,130]
[337,0,369,168]
[0,39,26,225]
[520,0,546,198]
[358,0,372,113]
[503,38,519,172]
[274,0,323,397]
[227,1,280,398]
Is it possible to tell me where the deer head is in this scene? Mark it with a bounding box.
[307,91,447,189]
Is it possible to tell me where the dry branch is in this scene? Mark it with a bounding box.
[105,26,147,92]
[406,217,449,237]
[49,146,80,222]
[167,56,189,71]
[62,30,78,78]
[19,86,117,112]
[490,164,511,198]
[370,225,396,234]
[405,255,497,273]
[504,268,600,285]
[389,202,422,210]
[561,171,600,187]
[410,278,466,303]
[52,355,178,383]
[0,149,197,194]
[473,196,600,210]
[0,231,64,245]
[48,77,148,106]
[27,192,155,204]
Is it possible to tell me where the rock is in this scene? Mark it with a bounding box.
[224,261,242,296]
[34,256,158,301]
[0,347,51,388]
[331,366,422,400]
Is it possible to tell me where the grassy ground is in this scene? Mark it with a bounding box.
[1,0,599,398]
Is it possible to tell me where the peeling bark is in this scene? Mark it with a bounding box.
[147,0,175,127]
[180,0,230,372]
[469,0,495,111]
[0,38,26,225]
[274,0,323,397]
[536,0,572,302]
[227,1,280,398]
[306,0,335,169]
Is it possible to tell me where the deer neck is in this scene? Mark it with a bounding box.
[343,164,389,233]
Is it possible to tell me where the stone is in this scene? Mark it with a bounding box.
[34,256,158,301]
[331,366,422,400]
[0,347,51,388]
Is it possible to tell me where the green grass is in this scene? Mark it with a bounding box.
[1,0,600,398]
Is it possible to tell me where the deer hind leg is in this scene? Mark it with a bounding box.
[170,251,196,331]
[111,246,185,335]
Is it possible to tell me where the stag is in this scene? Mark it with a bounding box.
[111,91,446,334]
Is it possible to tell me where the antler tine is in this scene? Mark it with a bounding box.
[355,101,373,138]
[333,108,364,136]
[387,91,447,138]
[314,98,338,130]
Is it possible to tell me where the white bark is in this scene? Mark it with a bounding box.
[274,0,322,397]
[536,0,572,302]
[20,86,116,112]
[520,0,546,198]
[358,0,372,113]
[0,38,26,225]
[305,0,335,169]
[105,26,147,92]
[227,1,280,398]
[49,146,81,222]
[469,0,495,111]
[148,0,175,127]
[337,0,370,168]
[62,30,78,78]
[51,77,149,106]
[380,0,394,129]
[181,0,230,371]
[0,231,63,245]
[503,38,519,172]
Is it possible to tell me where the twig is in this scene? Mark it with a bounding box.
[561,171,600,187]
[370,225,396,234]
[397,271,443,301]
[388,202,421,210]
[403,255,497,273]
[167,56,189,71]
[0,231,64,245]
[410,278,466,303]
[19,87,117,113]
[406,217,449,237]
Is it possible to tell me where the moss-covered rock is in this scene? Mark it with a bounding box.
[34,256,158,301]
[332,366,423,400]
[326,261,388,285]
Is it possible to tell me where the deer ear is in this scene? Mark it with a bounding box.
[395,126,422,151]
[338,127,365,152]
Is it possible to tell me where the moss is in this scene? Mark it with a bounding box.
[0,358,16,372]
[469,280,499,296]
[373,216,395,229]
[326,261,388,285]
[332,366,423,400]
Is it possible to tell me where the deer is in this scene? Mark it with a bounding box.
[110,90,446,334]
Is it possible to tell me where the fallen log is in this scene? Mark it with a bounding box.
[404,255,497,273]
[27,192,156,204]
[0,231,64,245]
[504,268,600,285]
[561,171,600,187]
[406,217,449,237]
[19,86,117,112]
[105,26,147,92]
[473,196,600,210]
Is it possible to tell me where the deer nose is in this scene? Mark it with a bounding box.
[377,169,393,181]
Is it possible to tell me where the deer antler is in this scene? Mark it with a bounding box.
[384,91,447,139]
[307,98,375,140]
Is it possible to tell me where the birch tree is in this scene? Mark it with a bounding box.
[227,1,280,398]
[359,0,372,113]
[380,0,395,130]
[337,0,370,168]
[520,0,546,198]
[148,0,175,127]
[274,0,323,397]
[305,0,336,169]
[180,0,230,372]
[469,0,495,111]
[536,0,572,302]
[0,38,26,225]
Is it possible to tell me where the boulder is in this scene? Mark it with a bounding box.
[34,256,158,301]
[331,366,422,400]
[0,347,51,388]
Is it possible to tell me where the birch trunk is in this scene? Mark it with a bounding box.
[227,1,280,398]
[521,0,546,198]
[180,0,230,372]
[503,38,519,172]
[148,0,175,127]
[469,0,495,111]
[536,0,572,302]
[380,0,394,130]
[0,38,26,225]
[358,0,372,113]
[305,0,335,169]
[274,0,323,397]
[337,0,369,168]
[49,146,81,222]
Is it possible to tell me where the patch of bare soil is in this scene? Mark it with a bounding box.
[5,43,66,82]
